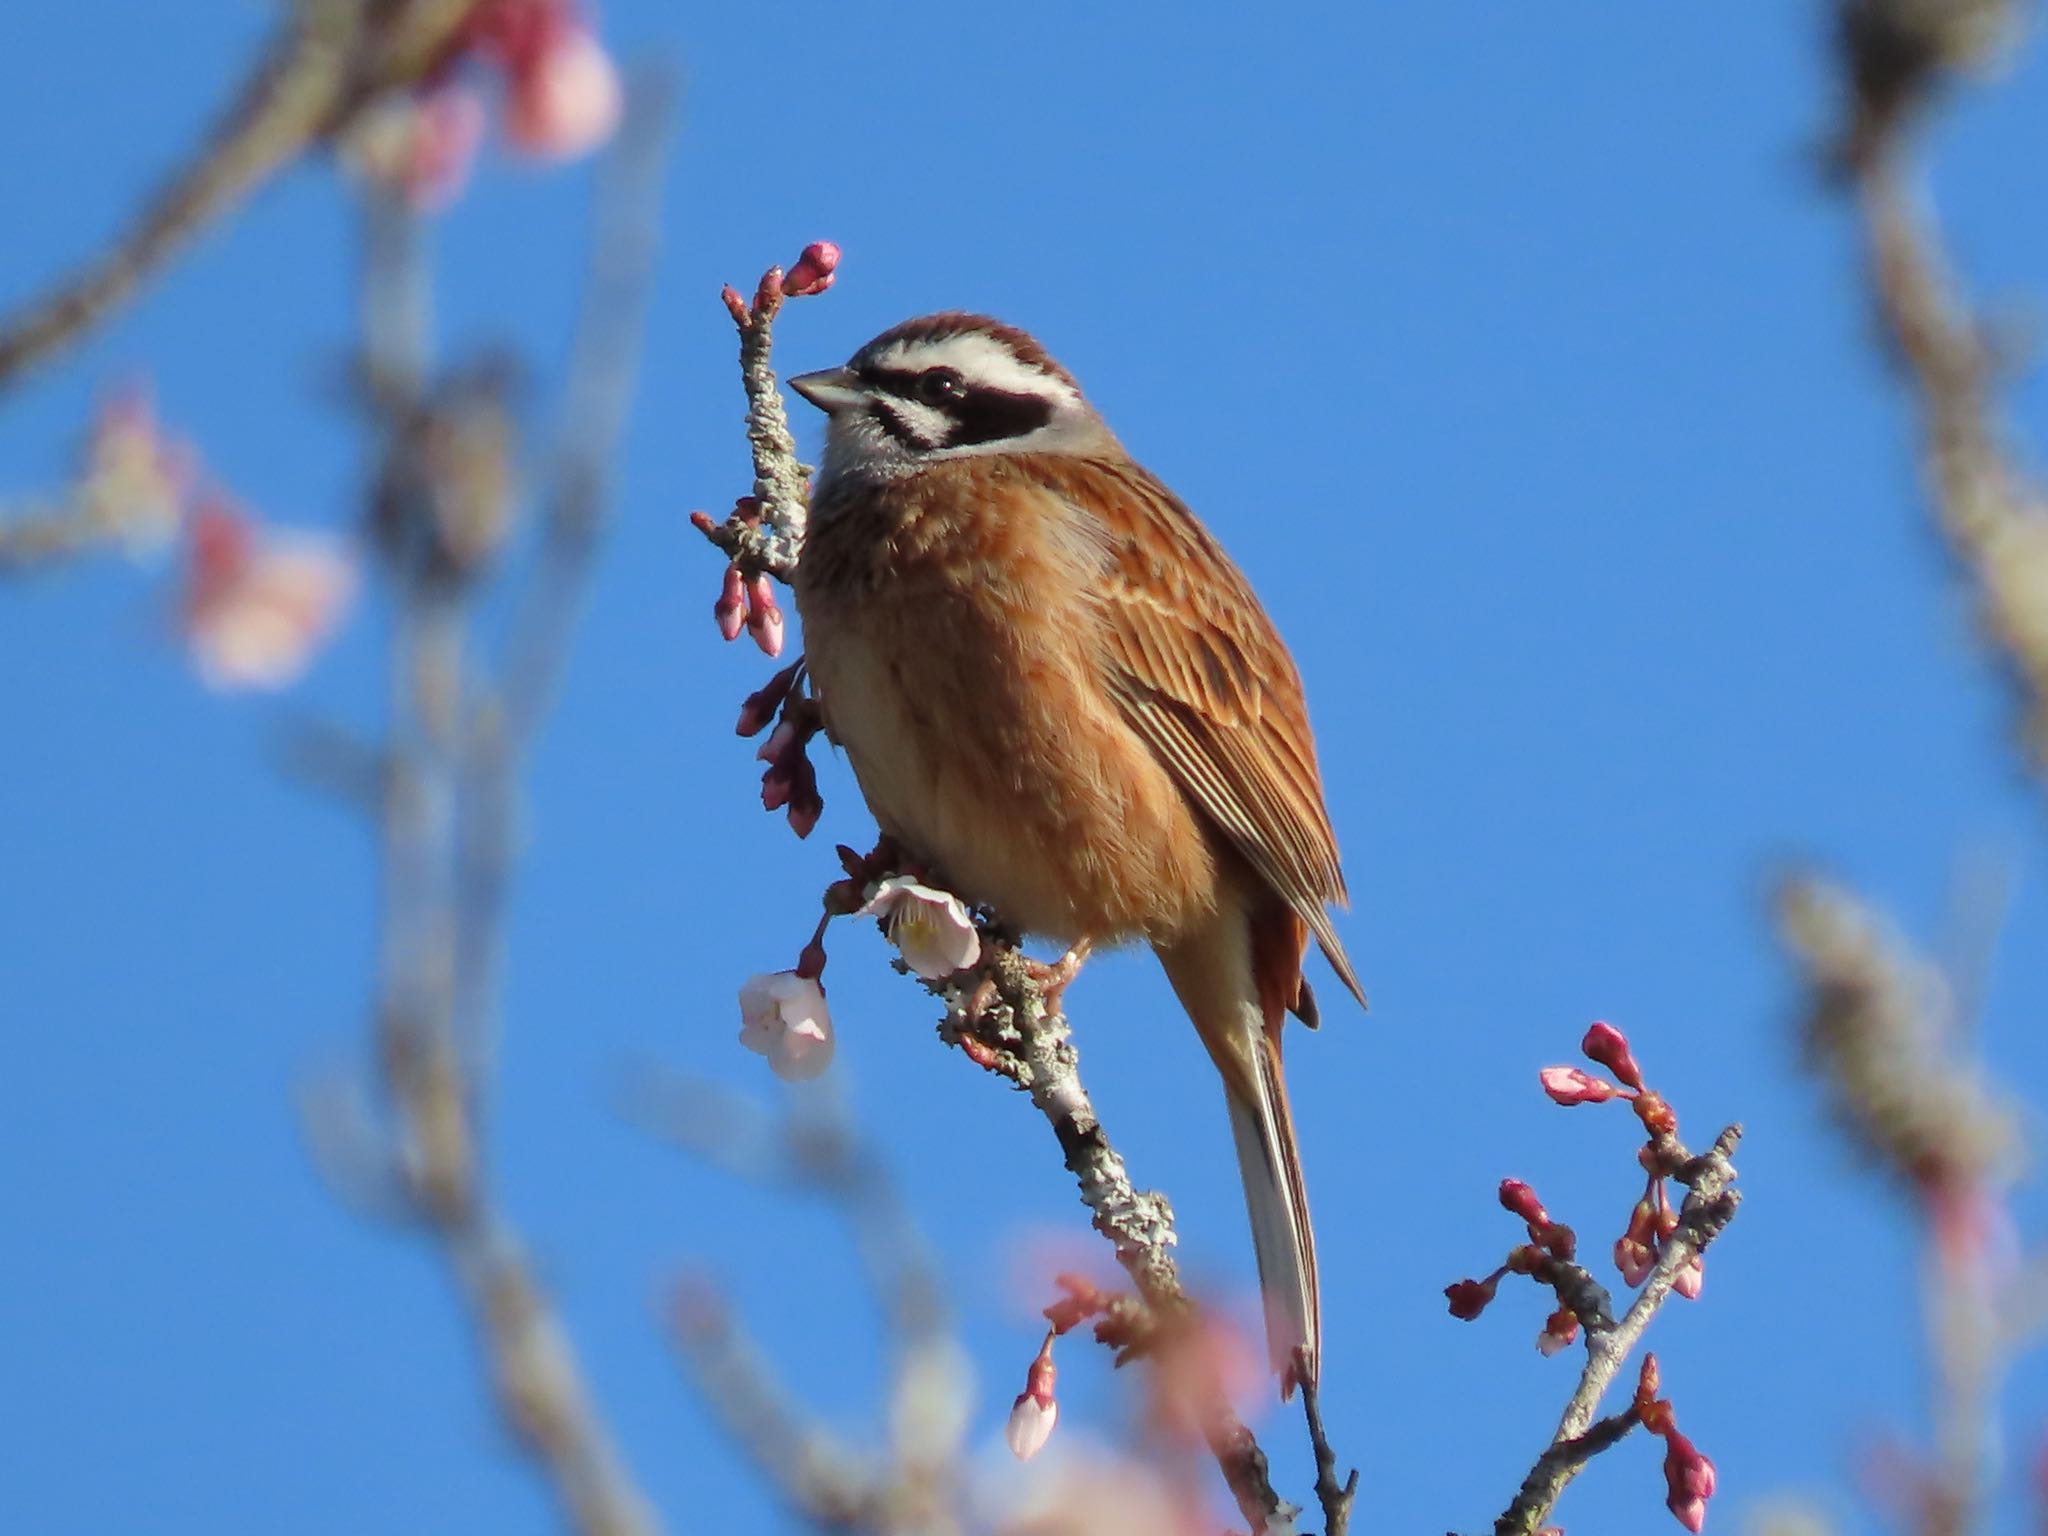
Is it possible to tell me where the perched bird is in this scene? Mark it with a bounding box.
[788,314,1364,1396]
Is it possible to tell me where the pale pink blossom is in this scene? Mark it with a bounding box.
[737,971,833,1081]
[181,503,356,691]
[861,877,981,979]
[1539,1065,1619,1105]
[502,22,622,160]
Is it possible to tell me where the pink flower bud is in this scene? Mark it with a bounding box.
[1006,1334,1059,1460]
[1535,1306,1579,1356]
[756,718,800,765]
[714,565,746,641]
[1615,1236,1656,1287]
[1005,1392,1057,1461]
[1673,1254,1704,1300]
[1499,1179,1548,1225]
[1539,1065,1620,1105]
[735,664,800,736]
[1444,1275,1499,1320]
[783,240,842,298]
[743,573,784,657]
[786,781,822,840]
[760,762,794,812]
[1662,1430,1717,1532]
[1582,1020,1644,1090]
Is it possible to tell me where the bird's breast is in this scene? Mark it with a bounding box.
[794,478,1218,945]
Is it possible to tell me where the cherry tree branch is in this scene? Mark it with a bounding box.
[0,0,490,395]
[1489,1127,1741,1536]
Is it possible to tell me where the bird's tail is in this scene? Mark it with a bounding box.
[1157,903,1320,1397]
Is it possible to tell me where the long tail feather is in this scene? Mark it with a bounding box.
[1156,900,1322,1397]
[1227,1029,1319,1394]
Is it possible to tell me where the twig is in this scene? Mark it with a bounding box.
[936,940,1299,1535]
[1488,1125,1741,1536]
[1299,1369,1359,1536]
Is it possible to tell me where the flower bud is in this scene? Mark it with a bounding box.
[1662,1430,1717,1532]
[1540,1065,1620,1105]
[1581,1021,1644,1089]
[1535,1307,1579,1355]
[1499,1179,1548,1225]
[1444,1274,1499,1320]
[783,240,842,298]
[714,565,746,641]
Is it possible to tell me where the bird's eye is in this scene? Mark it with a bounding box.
[916,367,966,404]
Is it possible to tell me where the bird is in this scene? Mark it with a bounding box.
[786,312,1364,1397]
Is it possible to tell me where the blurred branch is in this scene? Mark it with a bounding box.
[303,75,673,1536]
[1779,876,2021,1535]
[0,0,486,394]
[1833,0,2048,792]
[637,1076,965,1535]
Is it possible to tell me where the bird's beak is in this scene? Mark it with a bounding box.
[787,367,864,415]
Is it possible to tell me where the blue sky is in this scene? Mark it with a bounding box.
[5,4,2048,1532]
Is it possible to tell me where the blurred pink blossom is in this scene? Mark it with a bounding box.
[497,16,621,160]
[342,86,488,211]
[181,502,356,691]
[78,385,194,552]
[737,971,832,1081]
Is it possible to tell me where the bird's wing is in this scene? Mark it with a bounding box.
[1076,457,1366,1009]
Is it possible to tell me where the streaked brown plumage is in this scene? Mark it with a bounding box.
[789,314,1363,1395]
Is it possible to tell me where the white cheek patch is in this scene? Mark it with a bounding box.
[882,397,954,448]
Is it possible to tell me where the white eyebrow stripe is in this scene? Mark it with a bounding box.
[869,333,1076,401]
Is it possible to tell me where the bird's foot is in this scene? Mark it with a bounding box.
[1021,938,1093,1014]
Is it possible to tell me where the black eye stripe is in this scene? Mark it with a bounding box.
[948,389,1054,446]
[858,368,1055,449]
